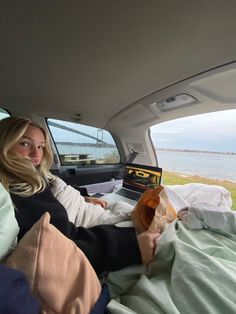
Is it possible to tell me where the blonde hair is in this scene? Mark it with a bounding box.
[0,116,56,196]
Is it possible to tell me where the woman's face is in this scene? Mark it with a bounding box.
[10,125,46,166]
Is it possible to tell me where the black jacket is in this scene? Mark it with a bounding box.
[11,187,141,275]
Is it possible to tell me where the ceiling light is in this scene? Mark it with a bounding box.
[156,93,198,111]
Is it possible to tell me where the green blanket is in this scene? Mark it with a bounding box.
[107,221,236,314]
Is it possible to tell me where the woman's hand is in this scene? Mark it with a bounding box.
[84,196,108,209]
[137,230,161,265]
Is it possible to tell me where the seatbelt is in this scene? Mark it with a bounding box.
[127,149,139,163]
[117,149,139,179]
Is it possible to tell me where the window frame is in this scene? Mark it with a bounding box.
[46,118,121,167]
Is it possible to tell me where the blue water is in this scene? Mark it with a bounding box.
[157,150,236,182]
[56,143,236,182]
[57,144,117,159]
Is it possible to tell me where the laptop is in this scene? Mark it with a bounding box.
[103,163,162,205]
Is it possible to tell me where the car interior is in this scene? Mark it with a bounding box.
[1,1,236,313]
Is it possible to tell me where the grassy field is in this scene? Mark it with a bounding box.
[162,171,236,210]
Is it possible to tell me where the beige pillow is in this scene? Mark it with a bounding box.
[5,212,101,314]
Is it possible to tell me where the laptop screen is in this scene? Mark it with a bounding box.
[122,163,162,193]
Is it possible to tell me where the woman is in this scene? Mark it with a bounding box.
[0,116,160,275]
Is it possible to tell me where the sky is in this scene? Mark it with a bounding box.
[150,109,236,153]
[49,109,236,153]
[48,118,115,145]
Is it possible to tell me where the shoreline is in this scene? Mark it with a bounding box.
[166,170,236,184]
[158,148,236,156]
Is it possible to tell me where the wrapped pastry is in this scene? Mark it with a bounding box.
[131,185,177,233]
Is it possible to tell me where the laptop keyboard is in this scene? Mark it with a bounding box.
[115,188,140,200]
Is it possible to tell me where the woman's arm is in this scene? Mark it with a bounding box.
[51,177,134,228]
[51,177,106,227]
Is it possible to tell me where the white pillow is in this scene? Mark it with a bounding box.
[0,183,19,260]
[165,183,232,210]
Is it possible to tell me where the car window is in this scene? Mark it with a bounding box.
[0,108,10,120]
[47,118,120,166]
[150,109,236,210]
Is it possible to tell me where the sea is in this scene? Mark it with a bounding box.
[156,150,236,182]
[56,143,236,182]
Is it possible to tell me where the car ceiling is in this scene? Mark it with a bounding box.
[1,0,236,129]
